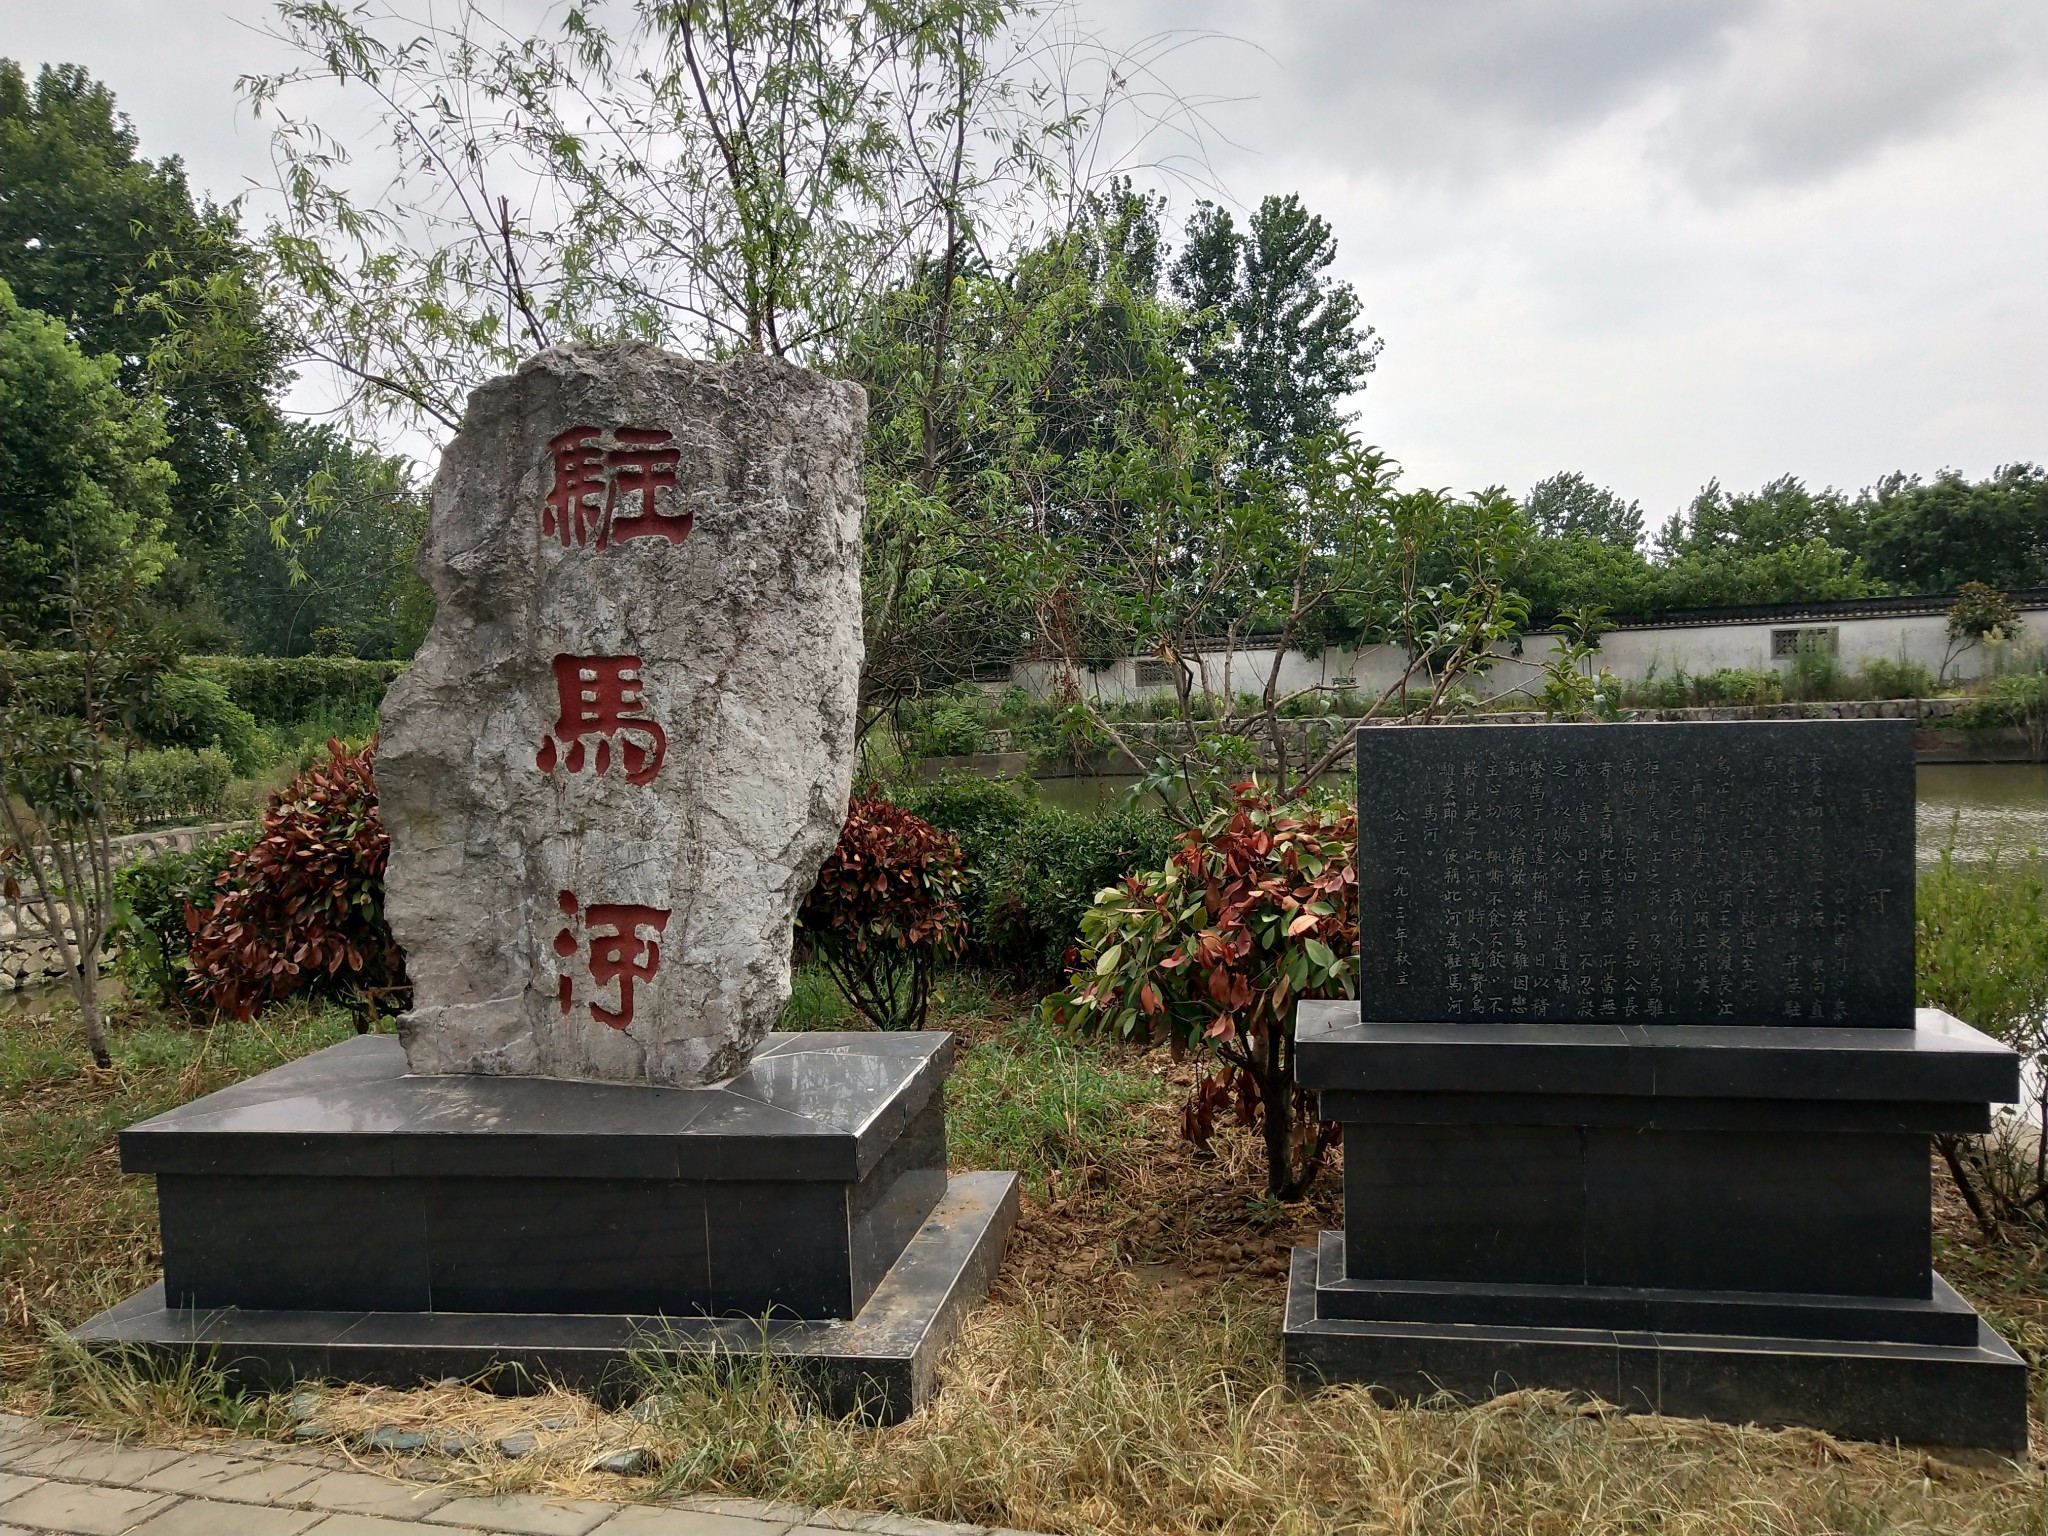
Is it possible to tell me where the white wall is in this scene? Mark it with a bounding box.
[1534,603,2048,692]
[1007,601,2048,707]
[1012,642,1417,706]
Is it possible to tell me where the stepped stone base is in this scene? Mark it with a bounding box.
[74,1031,1018,1422]
[1285,1002,2029,1450]
[1282,1245,2028,1451]
[77,1173,1017,1422]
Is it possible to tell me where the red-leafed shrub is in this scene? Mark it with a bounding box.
[1046,785,1357,1199]
[185,738,407,1023]
[798,791,966,1031]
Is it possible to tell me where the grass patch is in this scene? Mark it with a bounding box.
[6,971,2048,1533]
[947,1004,1165,1196]
[204,1285,2048,1536]
[780,963,857,1031]
[0,997,357,1379]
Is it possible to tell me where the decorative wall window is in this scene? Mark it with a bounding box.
[971,662,1013,683]
[1771,626,1839,659]
[1134,659,1174,687]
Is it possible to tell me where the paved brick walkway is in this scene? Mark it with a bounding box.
[0,1414,1038,1536]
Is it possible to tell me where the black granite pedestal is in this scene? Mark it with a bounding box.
[1281,1001,2028,1449]
[74,1031,1019,1421]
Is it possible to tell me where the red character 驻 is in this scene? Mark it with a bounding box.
[541,426,689,550]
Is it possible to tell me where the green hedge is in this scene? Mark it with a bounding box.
[897,777,1179,977]
[4,651,406,746]
[112,747,234,827]
[137,675,267,772]
[188,656,408,726]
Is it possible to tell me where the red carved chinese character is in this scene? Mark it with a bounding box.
[603,427,687,545]
[552,889,670,1031]
[542,428,608,548]
[535,654,667,785]
[540,426,690,550]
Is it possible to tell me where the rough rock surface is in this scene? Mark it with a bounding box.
[379,343,864,1085]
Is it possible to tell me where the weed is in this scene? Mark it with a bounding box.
[36,1325,277,1441]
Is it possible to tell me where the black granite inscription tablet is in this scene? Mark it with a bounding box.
[1356,720,1915,1027]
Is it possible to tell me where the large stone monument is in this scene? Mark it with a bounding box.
[74,345,1018,1418]
[379,344,862,1085]
[1282,720,2028,1449]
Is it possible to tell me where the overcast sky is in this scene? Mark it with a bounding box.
[6,0,2048,525]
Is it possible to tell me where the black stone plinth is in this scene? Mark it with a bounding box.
[1283,1001,2028,1449]
[76,1172,1019,1423]
[1282,1251,2028,1453]
[78,1031,1019,1420]
[123,1031,952,1320]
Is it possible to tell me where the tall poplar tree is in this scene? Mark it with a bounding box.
[1169,194,1381,474]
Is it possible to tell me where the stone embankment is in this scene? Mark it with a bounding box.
[2,820,252,994]
[928,698,2039,780]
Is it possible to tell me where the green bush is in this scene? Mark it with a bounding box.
[1634,666,1692,709]
[1954,672,2048,731]
[1860,656,1935,700]
[1786,647,1843,702]
[1918,845,2048,1231]
[111,746,234,827]
[899,776,1043,860]
[895,777,1177,976]
[913,697,999,757]
[984,805,1178,976]
[1920,846,2048,1042]
[112,828,256,1010]
[135,674,267,773]
[1692,667,1782,706]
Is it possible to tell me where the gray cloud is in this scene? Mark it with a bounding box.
[1654,1,2048,192]
[4,0,2044,514]
[1107,0,2048,196]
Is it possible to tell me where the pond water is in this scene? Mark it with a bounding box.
[1029,764,2048,865]
[1916,764,2048,865]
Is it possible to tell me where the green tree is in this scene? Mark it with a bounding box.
[247,0,1142,432]
[1851,465,2048,594]
[0,60,286,631]
[1524,470,1644,548]
[222,423,431,660]
[1647,475,1877,611]
[846,186,1193,729]
[0,279,176,645]
[1515,532,1660,624]
[1169,194,1381,474]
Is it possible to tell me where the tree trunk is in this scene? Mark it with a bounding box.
[1258,1021,1300,1200]
[77,951,111,1069]
[1936,1134,1997,1239]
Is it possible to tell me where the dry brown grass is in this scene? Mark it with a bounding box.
[7,984,2048,1535]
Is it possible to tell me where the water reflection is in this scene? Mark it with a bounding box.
[1028,765,2048,866]
[1916,765,2048,865]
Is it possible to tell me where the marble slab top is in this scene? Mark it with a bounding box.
[121,1030,950,1182]
[1295,1000,2017,1104]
